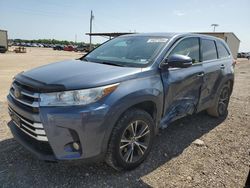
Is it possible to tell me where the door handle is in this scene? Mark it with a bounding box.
[220,64,225,69]
[197,72,204,77]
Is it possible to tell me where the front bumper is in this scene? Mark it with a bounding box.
[7,94,111,162]
[8,121,55,161]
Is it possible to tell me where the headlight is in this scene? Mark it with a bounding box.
[39,83,119,106]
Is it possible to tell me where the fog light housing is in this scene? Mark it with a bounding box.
[64,141,81,153]
[72,142,80,151]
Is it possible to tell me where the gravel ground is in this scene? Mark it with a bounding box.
[0,51,249,187]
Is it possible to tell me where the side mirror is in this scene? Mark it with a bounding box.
[162,54,193,68]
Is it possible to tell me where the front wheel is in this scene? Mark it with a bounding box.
[105,108,155,171]
[207,83,231,117]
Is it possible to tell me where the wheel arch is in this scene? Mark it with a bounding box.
[128,101,157,121]
[228,78,234,95]
[101,96,162,154]
[220,75,234,95]
[206,74,234,112]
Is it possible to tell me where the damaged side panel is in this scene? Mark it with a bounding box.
[160,64,204,128]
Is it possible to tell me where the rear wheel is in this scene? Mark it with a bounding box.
[207,83,231,117]
[105,108,155,171]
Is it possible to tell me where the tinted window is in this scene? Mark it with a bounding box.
[169,38,200,63]
[217,41,230,58]
[202,39,217,61]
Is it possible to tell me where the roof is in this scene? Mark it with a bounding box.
[86,32,184,38]
[85,32,240,42]
[85,32,135,37]
[115,33,226,41]
[122,32,182,38]
[197,32,240,41]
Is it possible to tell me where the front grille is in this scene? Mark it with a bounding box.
[9,81,39,112]
[8,107,48,142]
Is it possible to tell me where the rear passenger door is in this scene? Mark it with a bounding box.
[197,38,228,111]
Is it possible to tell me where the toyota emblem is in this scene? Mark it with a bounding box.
[14,87,21,99]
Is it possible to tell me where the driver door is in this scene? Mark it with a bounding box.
[160,37,204,127]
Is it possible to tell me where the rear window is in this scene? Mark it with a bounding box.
[217,41,230,58]
[202,39,217,61]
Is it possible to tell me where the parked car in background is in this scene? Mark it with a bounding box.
[31,43,38,47]
[245,52,250,60]
[7,33,234,170]
[53,44,64,50]
[37,44,43,47]
[0,45,7,53]
[8,42,14,47]
[25,43,31,47]
[238,52,250,59]
[64,45,76,51]
[43,44,51,48]
[76,44,90,52]
[42,44,47,48]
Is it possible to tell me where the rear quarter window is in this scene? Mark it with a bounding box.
[201,39,217,61]
[217,41,230,58]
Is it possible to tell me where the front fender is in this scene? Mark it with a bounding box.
[100,75,164,153]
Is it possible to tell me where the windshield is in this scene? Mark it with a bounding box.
[83,36,169,67]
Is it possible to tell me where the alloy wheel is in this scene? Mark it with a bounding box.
[119,120,151,163]
[218,87,230,115]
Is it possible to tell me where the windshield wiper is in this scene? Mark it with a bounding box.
[80,57,89,62]
[80,58,125,67]
[100,61,125,67]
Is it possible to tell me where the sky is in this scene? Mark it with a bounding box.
[0,0,249,51]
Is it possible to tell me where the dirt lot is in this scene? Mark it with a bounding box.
[0,48,249,187]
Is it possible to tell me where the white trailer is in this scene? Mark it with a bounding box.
[198,32,240,59]
[0,30,8,53]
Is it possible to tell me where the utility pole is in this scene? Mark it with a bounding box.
[211,24,219,32]
[89,10,94,51]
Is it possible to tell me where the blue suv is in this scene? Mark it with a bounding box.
[7,33,234,170]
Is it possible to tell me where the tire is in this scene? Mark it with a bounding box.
[207,82,231,117]
[105,108,155,171]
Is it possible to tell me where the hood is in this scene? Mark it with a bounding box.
[16,60,142,91]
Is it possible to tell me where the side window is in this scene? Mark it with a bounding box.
[169,38,200,63]
[201,39,217,61]
[217,41,230,58]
